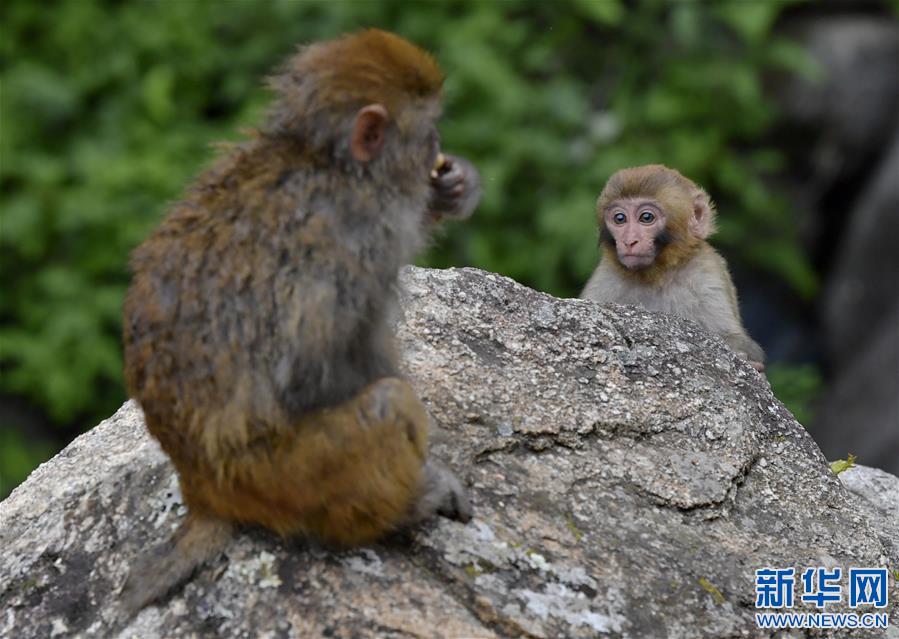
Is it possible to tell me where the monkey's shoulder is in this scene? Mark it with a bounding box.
[682,245,734,285]
[197,137,311,191]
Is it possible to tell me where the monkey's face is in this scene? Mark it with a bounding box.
[602,198,668,270]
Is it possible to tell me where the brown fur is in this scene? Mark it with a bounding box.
[177,378,429,542]
[266,29,444,141]
[121,30,473,615]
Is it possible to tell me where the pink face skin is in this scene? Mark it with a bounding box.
[604,198,667,270]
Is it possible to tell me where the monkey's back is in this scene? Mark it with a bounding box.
[122,139,420,514]
[119,29,472,576]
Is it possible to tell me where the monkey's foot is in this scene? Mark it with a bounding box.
[408,458,473,525]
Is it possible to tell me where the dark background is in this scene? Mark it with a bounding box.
[2,0,897,497]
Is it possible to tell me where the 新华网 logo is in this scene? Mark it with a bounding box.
[754,566,890,630]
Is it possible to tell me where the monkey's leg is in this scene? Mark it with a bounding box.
[119,513,233,616]
[292,377,471,544]
[209,377,471,545]
[400,457,473,527]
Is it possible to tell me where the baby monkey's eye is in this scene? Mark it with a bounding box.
[639,210,655,223]
[612,212,627,224]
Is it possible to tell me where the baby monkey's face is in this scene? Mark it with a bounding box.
[603,198,668,270]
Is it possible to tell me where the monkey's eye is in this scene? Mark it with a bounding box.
[612,212,627,225]
[639,210,655,223]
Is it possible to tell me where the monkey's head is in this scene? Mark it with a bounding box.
[596,164,716,277]
[265,29,444,180]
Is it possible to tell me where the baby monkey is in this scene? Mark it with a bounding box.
[581,164,765,371]
[121,30,479,613]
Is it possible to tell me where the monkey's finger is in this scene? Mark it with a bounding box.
[431,166,464,187]
[430,154,450,179]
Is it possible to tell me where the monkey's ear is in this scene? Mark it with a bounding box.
[689,191,714,239]
[351,104,389,162]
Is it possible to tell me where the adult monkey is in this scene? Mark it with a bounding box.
[121,29,477,613]
[581,164,765,371]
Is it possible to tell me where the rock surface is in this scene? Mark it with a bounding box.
[1,267,897,639]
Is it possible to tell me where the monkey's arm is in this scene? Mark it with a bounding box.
[427,154,481,222]
[703,256,766,371]
[720,328,765,371]
[579,258,620,302]
[580,269,604,301]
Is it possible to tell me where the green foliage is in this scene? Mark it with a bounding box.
[829,453,857,476]
[2,0,820,494]
[698,577,726,606]
[0,429,55,498]
[767,363,824,427]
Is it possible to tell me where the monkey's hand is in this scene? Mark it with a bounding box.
[427,154,481,223]
[748,360,766,373]
[741,341,765,375]
[726,334,766,375]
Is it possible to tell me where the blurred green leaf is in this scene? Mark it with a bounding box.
[767,363,824,426]
[142,65,176,124]
[714,2,783,43]
[830,454,857,476]
[0,427,56,499]
[766,38,824,81]
[571,0,624,25]
[745,240,819,299]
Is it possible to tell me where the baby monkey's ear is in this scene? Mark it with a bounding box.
[689,190,715,240]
